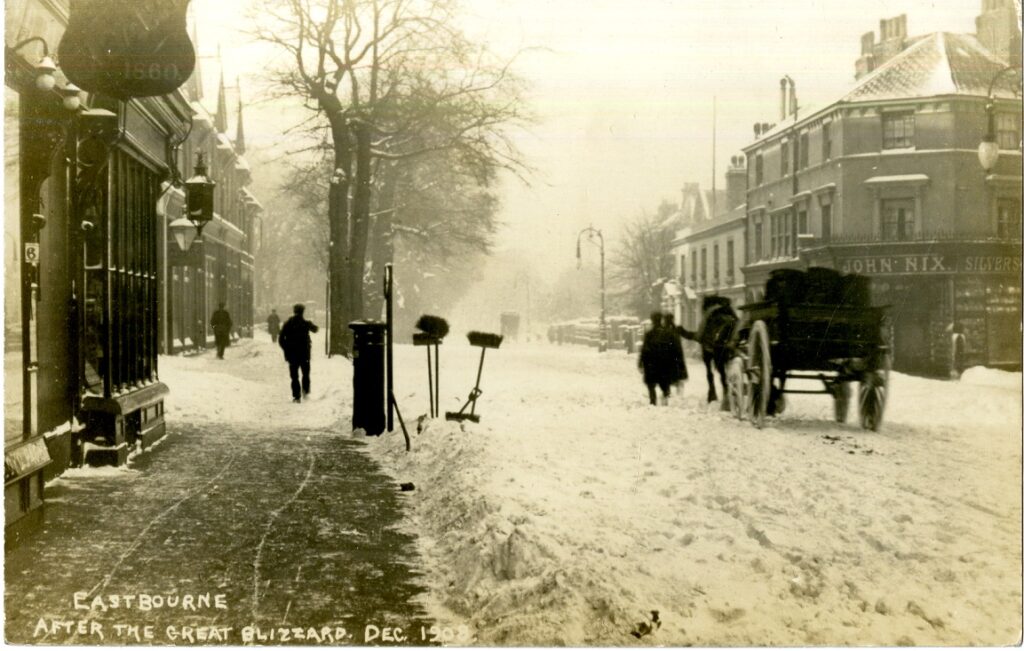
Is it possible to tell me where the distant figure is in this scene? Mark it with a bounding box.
[662,313,688,393]
[638,312,673,406]
[210,302,233,360]
[267,309,281,344]
[279,303,319,403]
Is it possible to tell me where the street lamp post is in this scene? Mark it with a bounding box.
[576,226,606,352]
[977,64,1022,172]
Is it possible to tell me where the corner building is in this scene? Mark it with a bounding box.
[741,3,1021,375]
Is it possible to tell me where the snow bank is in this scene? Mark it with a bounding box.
[959,365,1023,390]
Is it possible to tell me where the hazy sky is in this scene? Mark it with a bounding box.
[195,0,985,281]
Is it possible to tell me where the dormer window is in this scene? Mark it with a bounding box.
[882,111,915,149]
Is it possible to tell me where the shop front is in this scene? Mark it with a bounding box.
[804,242,1022,375]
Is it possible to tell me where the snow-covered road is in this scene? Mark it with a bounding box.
[163,331,1021,645]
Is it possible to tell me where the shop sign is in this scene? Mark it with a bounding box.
[58,0,195,98]
[839,254,1021,275]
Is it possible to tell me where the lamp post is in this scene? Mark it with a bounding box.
[977,64,1022,172]
[576,225,606,352]
[169,153,216,252]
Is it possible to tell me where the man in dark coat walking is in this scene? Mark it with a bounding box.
[662,312,688,390]
[210,302,232,359]
[639,312,673,406]
[279,303,319,403]
[267,309,281,343]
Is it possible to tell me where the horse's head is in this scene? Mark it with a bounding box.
[702,295,732,311]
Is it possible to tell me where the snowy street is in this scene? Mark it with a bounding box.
[377,333,1022,646]
[7,330,1021,646]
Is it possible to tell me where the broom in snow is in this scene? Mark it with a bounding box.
[446,331,503,423]
[414,315,449,418]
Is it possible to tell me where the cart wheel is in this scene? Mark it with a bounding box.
[726,356,746,420]
[859,350,891,431]
[833,382,851,423]
[746,320,771,429]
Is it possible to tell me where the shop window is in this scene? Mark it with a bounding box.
[996,113,1020,151]
[996,198,1021,239]
[84,150,159,396]
[882,111,915,149]
[881,198,915,241]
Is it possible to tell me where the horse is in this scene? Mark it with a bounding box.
[693,296,740,410]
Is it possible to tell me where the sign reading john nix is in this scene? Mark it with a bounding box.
[839,254,1022,275]
[57,0,195,98]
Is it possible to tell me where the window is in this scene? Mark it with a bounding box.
[780,141,789,176]
[821,203,832,242]
[713,244,720,285]
[726,239,735,282]
[755,153,763,185]
[881,199,915,241]
[754,221,763,260]
[822,122,832,160]
[797,209,808,234]
[799,132,809,169]
[83,149,160,395]
[785,211,794,256]
[679,254,686,283]
[996,198,1021,238]
[882,111,915,149]
[700,247,707,286]
[691,254,697,285]
[996,113,1020,151]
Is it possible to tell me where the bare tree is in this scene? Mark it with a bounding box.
[251,0,529,355]
[610,211,675,318]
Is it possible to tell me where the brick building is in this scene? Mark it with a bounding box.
[741,2,1021,374]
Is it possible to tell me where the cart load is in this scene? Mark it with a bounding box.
[730,267,891,431]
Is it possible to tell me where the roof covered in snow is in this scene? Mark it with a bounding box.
[747,31,1019,148]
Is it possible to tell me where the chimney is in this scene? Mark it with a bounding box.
[725,155,747,211]
[856,31,877,79]
[779,78,788,121]
[787,77,797,118]
[754,123,762,138]
[976,0,1023,66]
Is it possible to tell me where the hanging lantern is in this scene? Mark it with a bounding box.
[185,152,215,234]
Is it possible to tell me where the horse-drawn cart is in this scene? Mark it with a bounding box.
[727,269,891,431]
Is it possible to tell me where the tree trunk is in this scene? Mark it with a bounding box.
[328,114,353,356]
[348,121,373,323]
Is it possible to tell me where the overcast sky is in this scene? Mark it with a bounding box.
[194,0,986,282]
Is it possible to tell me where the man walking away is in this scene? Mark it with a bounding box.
[210,302,233,359]
[267,309,281,343]
[639,312,672,406]
[663,312,687,394]
[279,303,319,403]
